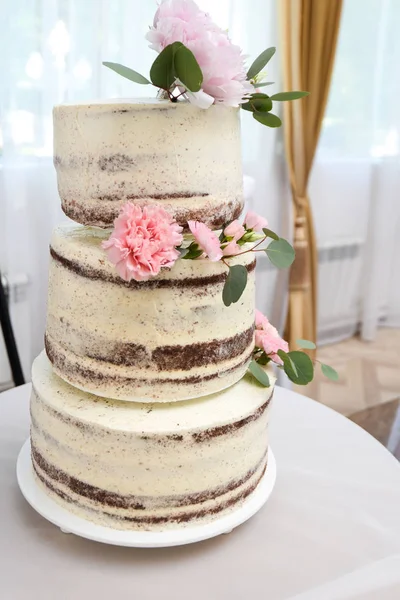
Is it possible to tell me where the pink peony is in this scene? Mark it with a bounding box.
[222,240,241,256]
[255,309,289,365]
[244,210,268,232]
[146,0,253,107]
[224,219,245,241]
[102,203,183,282]
[188,220,222,261]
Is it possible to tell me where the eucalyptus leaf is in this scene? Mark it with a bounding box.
[265,238,295,268]
[262,227,279,241]
[150,42,182,89]
[284,351,314,385]
[251,93,272,98]
[253,111,282,128]
[247,47,276,80]
[102,62,150,84]
[321,363,339,381]
[241,93,273,113]
[253,81,274,87]
[277,350,298,378]
[248,360,270,387]
[241,102,255,113]
[174,44,203,92]
[222,264,248,307]
[296,339,317,350]
[270,91,309,101]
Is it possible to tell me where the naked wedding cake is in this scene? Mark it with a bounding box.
[28,0,321,533]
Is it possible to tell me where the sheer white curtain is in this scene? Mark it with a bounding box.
[0,0,287,373]
[310,0,400,341]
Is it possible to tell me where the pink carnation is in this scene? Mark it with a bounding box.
[102,203,183,282]
[188,220,222,261]
[255,309,289,365]
[244,211,268,232]
[146,0,253,107]
[224,219,245,241]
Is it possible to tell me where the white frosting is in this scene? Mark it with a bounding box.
[46,224,256,402]
[53,99,244,227]
[31,353,275,530]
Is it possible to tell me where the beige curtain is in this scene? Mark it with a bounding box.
[280,0,343,348]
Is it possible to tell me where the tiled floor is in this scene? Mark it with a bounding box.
[349,398,400,460]
[297,328,400,459]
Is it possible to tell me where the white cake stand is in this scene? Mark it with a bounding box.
[16,440,276,548]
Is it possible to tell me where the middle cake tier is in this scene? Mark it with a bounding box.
[45,225,256,402]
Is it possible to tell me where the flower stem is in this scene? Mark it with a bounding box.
[223,235,268,259]
[174,89,187,100]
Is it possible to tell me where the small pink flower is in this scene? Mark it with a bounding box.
[255,309,289,365]
[102,203,183,282]
[244,211,268,232]
[146,0,253,107]
[224,220,245,241]
[255,308,269,330]
[188,220,222,261]
[222,240,241,256]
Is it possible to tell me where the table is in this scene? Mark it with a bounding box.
[1,384,400,600]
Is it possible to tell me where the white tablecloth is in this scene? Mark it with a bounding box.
[1,384,400,600]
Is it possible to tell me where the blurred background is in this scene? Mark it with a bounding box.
[0,0,399,449]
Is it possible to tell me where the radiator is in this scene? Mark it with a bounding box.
[317,239,364,345]
[0,274,31,389]
[253,238,366,345]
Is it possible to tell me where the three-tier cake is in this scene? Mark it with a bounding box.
[29,100,275,531]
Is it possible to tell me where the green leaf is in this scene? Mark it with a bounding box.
[284,351,314,385]
[253,81,274,87]
[321,363,339,382]
[248,360,270,387]
[178,247,189,258]
[102,62,150,84]
[277,350,298,378]
[256,352,271,366]
[150,42,182,89]
[253,111,282,128]
[241,93,273,113]
[241,231,262,243]
[265,238,295,268]
[182,242,203,260]
[296,339,317,350]
[262,228,279,241]
[247,47,276,80]
[270,91,309,101]
[222,264,248,307]
[174,44,203,92]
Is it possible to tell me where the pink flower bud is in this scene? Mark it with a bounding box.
[222,240,242,256]
[224,220,246,241]
[188,220,223,262]
[244,210,268,232]
[255,309,289,365]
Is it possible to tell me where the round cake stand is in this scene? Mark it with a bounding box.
[16,440,276,548]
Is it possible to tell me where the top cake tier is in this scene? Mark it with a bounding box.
[53,99,244,229]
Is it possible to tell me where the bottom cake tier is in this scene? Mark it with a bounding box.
[30,352,275,531]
